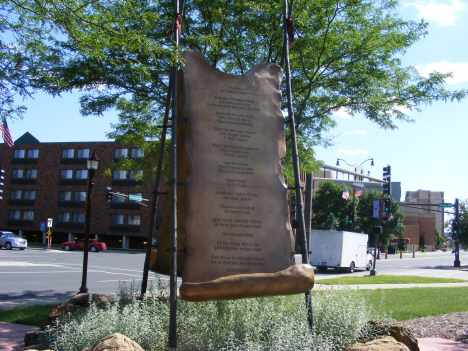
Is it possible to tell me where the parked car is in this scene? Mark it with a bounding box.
[366,252,373,270]
[0,231,27,250]
[61,239,106,252]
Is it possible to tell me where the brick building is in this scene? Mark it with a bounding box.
[400,190,444,251]
[0,132,165,249]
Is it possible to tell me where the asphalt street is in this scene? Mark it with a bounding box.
[1,247,467,307]
[0,247,181,307]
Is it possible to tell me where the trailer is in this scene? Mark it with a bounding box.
[309,230,372,272]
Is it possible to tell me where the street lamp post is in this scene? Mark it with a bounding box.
[79,151,100,294]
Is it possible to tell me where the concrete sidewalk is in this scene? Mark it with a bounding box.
[0,322,38,351]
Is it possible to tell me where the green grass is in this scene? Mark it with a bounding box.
[317,275,467,285]
[0,304,56,326]
[359,287,468,321]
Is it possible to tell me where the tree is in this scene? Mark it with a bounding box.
[419,234,426,251]
[446,199,468,250]
[434,229,445,249]
[355,189,405,251]
[459,200,468,250]
[1,0,466,179]
[397,235,407,252]
[322,212,338,230]
[312,181,353,231]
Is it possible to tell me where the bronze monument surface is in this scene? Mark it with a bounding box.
[179,51,314,301]
[149,51,314,300]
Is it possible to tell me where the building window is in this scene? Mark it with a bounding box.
[112,192,125,203]
[114,149,128,158]
[27,149,39,158]
[22,211,34,220]
[130,148,144,158]
[24,190,35,200]
[25,169,37,179]
[58,212,70,222]
[10,190,21,200]
[59,191,72,201]
[77,149,90,158]
[61,170,73,179]
[128,215,141,225]
[74,192,87,202]
[13,150,25,159]
[62,149,75,158]
[75,170,88,179]
[129,192,142,203]
[110,214,124,225]
[9,210,20,220]
[12,169,23,179]
[129,170,143,180]
[113,170,127,180]
[72,213,85,223]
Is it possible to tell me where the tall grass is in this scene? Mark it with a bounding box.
[39,283,384,351]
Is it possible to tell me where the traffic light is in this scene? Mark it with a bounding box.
[452,221,458,237]
[348,212,354,231]
[383,165,391,196]
[105,187,112,202]
[290,194,296,218]
[383,199,390,218]
[0,168,4,201]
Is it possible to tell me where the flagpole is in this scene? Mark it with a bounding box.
[353,185,356,232]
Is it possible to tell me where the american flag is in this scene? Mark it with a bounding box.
[355,187,363,197]
[342,187,349,201]
[0,119,14,147]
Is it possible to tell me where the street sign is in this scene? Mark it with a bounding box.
[438,203,452,208]
[47,218,53,227]
[129,194,143,202]
[40,222,45,231]
[47,230,51,235]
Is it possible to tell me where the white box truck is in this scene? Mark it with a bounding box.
[309,230,372,272]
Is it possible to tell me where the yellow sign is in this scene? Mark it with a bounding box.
[47,230,52,236]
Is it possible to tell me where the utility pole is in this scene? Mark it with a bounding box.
[454,198,460,267]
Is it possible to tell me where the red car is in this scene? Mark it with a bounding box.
[61,239,106,252]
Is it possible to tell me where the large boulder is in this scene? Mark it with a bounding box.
[40,293,109,329]
[368,319,419,351]
[82,333,144,351]
[346,336,410,351]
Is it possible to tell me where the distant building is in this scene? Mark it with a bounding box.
[0,132,166,249]
[400,190,444,251]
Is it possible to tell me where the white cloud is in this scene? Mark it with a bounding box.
[344,130,366,135]
[337,149,369,156]
[333,107,352,119]
[454,180,462,183]
[405,0,465,26]
[416,61,468,84]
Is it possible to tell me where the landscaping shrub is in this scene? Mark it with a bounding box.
[39,283,383,351]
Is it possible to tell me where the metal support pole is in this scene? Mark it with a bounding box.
[304,174,313,254]
[283,0,313,329]
[79,168,96,294]
[140,77,173,298]
[454,198,460,267]
[352,185,356,232]
[169,1,183,348]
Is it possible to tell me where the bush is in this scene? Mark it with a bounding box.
[40,283,384,351]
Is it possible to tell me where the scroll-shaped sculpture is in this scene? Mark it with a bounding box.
[179,50,314,301]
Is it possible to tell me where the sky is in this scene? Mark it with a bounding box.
[4,0,467,209]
